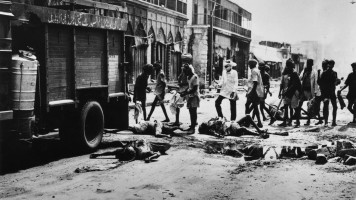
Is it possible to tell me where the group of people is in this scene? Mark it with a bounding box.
[132,54,356,136]
[271,58,356,127]
[133,55,200,134]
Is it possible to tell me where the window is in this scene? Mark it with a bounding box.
[177,1,182,13]
[183,2,186,14]
[222,8,228,20]
[204,8,207,24]
[159,0,166,7]
[214,5,220,18]
[167,0,176,10]
[193,3,198,24]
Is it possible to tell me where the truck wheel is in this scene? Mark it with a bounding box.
[78,101,104,150]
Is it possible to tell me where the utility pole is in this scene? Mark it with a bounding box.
[208,2,216,87]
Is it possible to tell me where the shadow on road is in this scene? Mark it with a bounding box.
[0,133,84,175]
[0,131,138,175]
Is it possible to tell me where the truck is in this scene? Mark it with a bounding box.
[0,0,129,150]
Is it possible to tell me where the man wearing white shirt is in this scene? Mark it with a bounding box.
[245,59,264,128]
[215,61,239,121]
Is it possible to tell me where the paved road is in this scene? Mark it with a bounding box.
[1,85,356,200]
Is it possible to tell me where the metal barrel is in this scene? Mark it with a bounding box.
[10,55,37,138]
[10,55,37,111]
[12,110,34,138]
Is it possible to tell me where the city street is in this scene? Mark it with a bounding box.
[2,0,356,199]
[1,86,356,200]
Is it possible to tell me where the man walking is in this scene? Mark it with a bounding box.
[133,64,154,122]
[215,61,239,121]
[338,62,356,123]
[245,59,264,128]
[147,60,170,122]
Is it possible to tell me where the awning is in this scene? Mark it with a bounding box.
[250,45,283,63]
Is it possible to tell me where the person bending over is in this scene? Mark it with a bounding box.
[179,64,200,134]
[133,64,154,122]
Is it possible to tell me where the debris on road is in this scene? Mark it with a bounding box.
[203,138,356,166]
[75,161,127,173]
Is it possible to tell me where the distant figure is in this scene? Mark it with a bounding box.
[338,62,356,123]
[133,64,154,122]
[318,60,338,126]
[245,59,264,128]
[147,61,170,122]
[215,61,239,121]
[295,59,318,126]
[278,59,302,127]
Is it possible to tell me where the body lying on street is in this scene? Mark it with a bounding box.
[199,115,288,138]
[90,139,171,163]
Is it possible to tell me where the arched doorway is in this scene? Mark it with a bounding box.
[148,27,156,79]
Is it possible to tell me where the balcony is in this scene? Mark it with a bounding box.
[192,14,251,39]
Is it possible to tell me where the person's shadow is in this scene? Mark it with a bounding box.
[338,122,356,132]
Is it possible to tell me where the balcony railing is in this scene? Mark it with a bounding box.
[192,14,251,38]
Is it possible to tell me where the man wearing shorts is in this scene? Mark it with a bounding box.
[278,59,302,127]
[295,59,318,126]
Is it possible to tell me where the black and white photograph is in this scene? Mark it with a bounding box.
[1,0,356,199]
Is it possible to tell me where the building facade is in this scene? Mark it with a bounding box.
[186,0,252,84]
[109,0,188,84]
[250,41,292,78]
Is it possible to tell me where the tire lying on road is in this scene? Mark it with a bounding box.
[59,101,104,150]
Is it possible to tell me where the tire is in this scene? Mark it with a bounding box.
[78,101,104,150]
[59,101,104,150]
